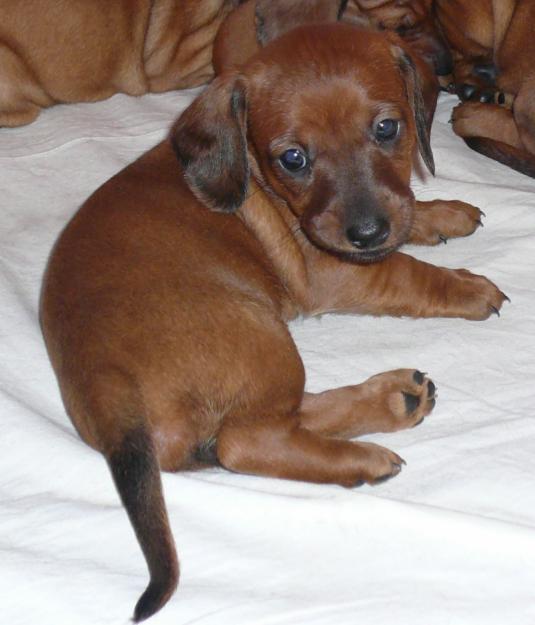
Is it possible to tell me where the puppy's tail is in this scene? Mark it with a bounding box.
[93,370,179,622]
[464,137,535,179]
[107,422,179,622]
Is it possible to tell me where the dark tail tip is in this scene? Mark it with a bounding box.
[133,577,179,623]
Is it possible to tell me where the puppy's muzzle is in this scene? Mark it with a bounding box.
[346,216,390,250]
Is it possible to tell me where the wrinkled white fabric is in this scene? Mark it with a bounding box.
[1,90,534,625]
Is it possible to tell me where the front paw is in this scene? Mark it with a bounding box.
[410,200,483,245]
[446,269,508,320]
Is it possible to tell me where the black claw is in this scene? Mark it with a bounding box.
[413,416,425,427]
[354,479,365,488]
[439,234,448,244]
[491,306,500,317]
[503,293,511,303]
[403,392,420,414]
[427,380,436,397]
[413,370,425,385]
[479,210,486,217]
[428,398,436,411]
[475,219,484,227]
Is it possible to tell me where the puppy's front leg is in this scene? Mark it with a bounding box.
[409,200,484,245]
[309,251,507,320]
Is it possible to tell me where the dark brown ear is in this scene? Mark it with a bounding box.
[256,0,348,45]
[395,48,435,175]
[171,75,248,212]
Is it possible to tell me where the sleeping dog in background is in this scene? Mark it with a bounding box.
[41,16,506,624]
[213,0,450,116]
[0,0,240,127]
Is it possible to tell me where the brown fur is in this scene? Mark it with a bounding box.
[0,0,241,127]
[41,22,506,622]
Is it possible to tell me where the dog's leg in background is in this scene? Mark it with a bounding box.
[451,101,535,178]
[308,251,506,320]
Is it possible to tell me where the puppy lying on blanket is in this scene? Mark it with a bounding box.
[0,0,240,127]
[41,22,506,622]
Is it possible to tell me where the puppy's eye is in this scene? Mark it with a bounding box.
[374,119,400,142]
[279,148,308,173]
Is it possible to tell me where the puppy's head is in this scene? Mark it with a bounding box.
[172,23,434,263]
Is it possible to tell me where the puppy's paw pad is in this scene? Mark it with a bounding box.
[368,369,436,430]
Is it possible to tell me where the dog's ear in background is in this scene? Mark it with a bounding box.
[255,0,348,45]
[393,46,435,175]
[171,75,249,212]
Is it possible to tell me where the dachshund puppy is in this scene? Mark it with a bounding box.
[0,0,240,127]
[41,22,506,622]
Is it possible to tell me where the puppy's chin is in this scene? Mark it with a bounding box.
[302,226,401,264]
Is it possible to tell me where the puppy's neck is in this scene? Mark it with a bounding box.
[238,179,313,316]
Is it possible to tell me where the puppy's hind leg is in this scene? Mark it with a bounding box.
[216,412,404,487]
[300,369,436,439]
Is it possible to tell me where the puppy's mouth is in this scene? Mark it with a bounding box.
[300,209,407,264]
[305,233,399,264]
[341,245,399,263]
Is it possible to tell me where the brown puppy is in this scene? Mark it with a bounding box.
[0,0,240,127]
[41,23,506,622]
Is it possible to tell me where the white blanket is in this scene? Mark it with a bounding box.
[1,89,534,625]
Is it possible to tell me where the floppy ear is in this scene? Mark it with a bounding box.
[395,48,435,175]
[170,75,248,212]
[255,0,348,45]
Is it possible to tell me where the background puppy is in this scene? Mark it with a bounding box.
[0,0,240,127]
[438,0,535,179]
[41,22,505,623]
[213,0,444,118]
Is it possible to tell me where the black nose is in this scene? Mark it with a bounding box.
[346,217,390,249]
